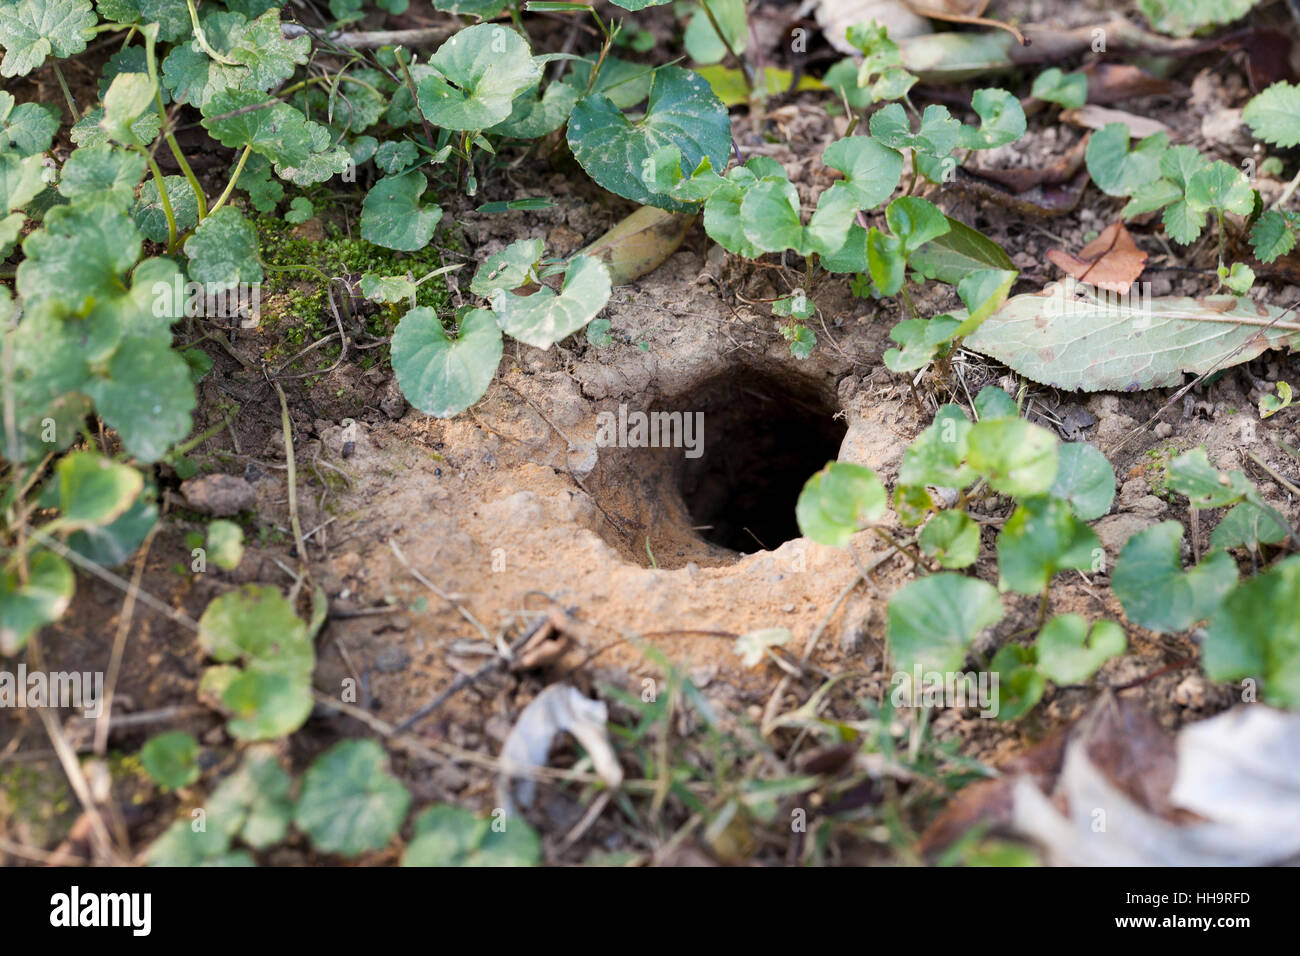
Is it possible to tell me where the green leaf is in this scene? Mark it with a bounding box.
[206,746,294,850]
[358,273,417,303]
[887,573,1004,674]
[201,89,315,168]
[954,267,1017,336]
[160,11,249,109]
[55,451,144,530]
[1162,199,1205,245]
[17,201,142,312]
[821,136,903,211]
[1218,261,1254,294]
[560,56,654,110]
[359,171,443,252]
[404,804,541,866]
[1209,501,1288,552]
[0,550,74,655]
[198,585,312,739]
[295,740,412,858]
[470,237,544,297]
[740,178,857,257]
[1249,209,1298,263]
[1203,554,1300,708]
[966,418,1059,498]
[957,88,1026,150]
[910,216,1014,285]
[0,150,50,213]
[416,24,541,131]
[795,461,886,547]
[101,72,156,144]
[207,520,244,570]
[866,228,905,296]
[568,65,732,212]
[85,336,195,464]
[1242,80,1300,148]
[1031,68,1086,109]
[886,196,950,256]
[996,496,1100,595]
[1111,521,1237,633]
[1121,178,1182,218]
[184,206,263,290]
[918,510,980,568]
[67,492,158,567]
[391,307,502,418]
[1085,123,1168,197]
[1035,615,1126,685]
[1167,447,1252,509]
[1049,442,1116,521]
[989,645,1045,721]
[226,8,310,91]
[141,731,200,789]
[898,404,975,489]
[58,145,146,207]
[1185,160,1254,215]
[963,279,1300,391]
[869,103,962,157]
[973,384,1018,421]
[0,0,97,77]
[133,175,200,243]
[490,255,611,348]
[684,0,746,65]
[1136,0,1257,37]
[0,91,60,155]
[284,196,312,224]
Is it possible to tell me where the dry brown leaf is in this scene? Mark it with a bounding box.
[950,166,1089,218]
[577,206,695,286]
[1060,104,1171,139]
[902,0,1027,43]
[1046,221,1148,294]
[967,135,1088,193]
[1082,62,1183,104]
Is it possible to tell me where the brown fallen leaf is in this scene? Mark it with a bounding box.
[1046,221,1148,294]
[578,205,695,286]
[949,166,1090,218]
[1082,62,1183,104]
[901,0,1027,44]
[1060,104,1171,138]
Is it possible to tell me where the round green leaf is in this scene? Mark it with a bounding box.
[359,171,443,252]
[1203,555,1300,708]
[416,24,541,131]
[1035,614,1126,685]
[887,573,1004,675]
[1111,521,1237,633]
[55,451,143,530]
[207,519,244,571]
[141,731,200,789]
[919,510,980,569]
[795,461,886,547]
[966,418,1059,498]
[821,136,904,211]
[491,255,611,348]
[184,206,263,289]
[403,804,540,866]
[1049,442,1116,521]
[996,496,1099,595]
[391,307,502,418]
[295,740,412,858]
[0,550,74,656]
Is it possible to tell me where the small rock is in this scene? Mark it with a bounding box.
[1154,421,1174,438]
[1095,513,1159,556]
[1118,477,1149,509]
[181,474,256,516]
[380,380,406,419]
[1173,675,1207,708]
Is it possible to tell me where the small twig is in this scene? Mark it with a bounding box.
[389,539,493,644]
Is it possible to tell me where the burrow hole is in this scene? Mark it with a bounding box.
[673,367,846,555]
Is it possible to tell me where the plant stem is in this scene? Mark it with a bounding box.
[144,28,208,220]
[206,145,251,219]
[51,63,78,119]
[134,144,177,247]
[185,0,240,64]
[1272,164,1300,211]
[699,0,753,93]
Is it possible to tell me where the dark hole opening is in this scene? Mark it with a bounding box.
[673,368,846,554]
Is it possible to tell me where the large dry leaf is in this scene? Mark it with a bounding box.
[963,277,1300,392]
[1013,706,1300,865]
[497,683,622,810]
[902,0,1026,43]
[1046,221,1148,294]
[1082,62,1183,105]
[578,205,694,286]
[1060,104,1171,138]
[966,136,1088,194]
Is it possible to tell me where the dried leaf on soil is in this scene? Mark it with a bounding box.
[1045,221,1148,294]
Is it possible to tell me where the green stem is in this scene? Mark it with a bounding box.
[144,29,208,220]
[185,0,240,64]
[134,144,177,248]
[1272,165,1300,211]
[51,63,78,120]
[207,145,251,219]
[699,0,752,93]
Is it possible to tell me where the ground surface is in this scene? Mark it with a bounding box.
[4,0,1300,866]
